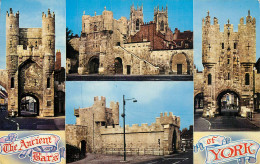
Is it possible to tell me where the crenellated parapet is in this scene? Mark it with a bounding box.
[99,112,180,134]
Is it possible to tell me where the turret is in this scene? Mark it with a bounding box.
[42,9,55,74]
[238,10,256,64]
[6,8,19,73]
[202,11,220,65]
[102,7,113,31]
[93,96,106,123]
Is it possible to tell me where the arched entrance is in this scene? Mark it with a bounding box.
[171,53,190,75]
[172,129,177,152]
[114,57,123,74]
[80,140,86,158]
[217,90,240,116]
[19,95,39,116]
[88,57,99,74]
[194,93,203,114]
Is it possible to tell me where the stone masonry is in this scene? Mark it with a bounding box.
[66,96,181,155]
[67,5,193,75]
[0,8,62,117]
[194,11,260,117]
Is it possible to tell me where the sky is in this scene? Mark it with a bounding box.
[66,0,193,36]
[194,0,260,70]
[66,81,194,130]
[0,0,66,70]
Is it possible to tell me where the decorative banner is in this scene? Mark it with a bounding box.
[194,135,260,164]
[0,133,65,163]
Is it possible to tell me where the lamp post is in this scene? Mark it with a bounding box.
[122,95,137,161]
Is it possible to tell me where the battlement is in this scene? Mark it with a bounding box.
[17,45,44,57]
[6,8,19,17]
[42,9,55,18]
[154,6,168,13]
[100,112,180,134]
[94,96,106,102]
[158,112,180,127]
[131,4,143,11]
[202,10,255,30]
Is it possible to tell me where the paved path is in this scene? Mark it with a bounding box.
[195,113,260,131]
[0,110,65,130]
[71,150,193,164]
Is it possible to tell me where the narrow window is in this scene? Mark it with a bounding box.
[47,77,50,88]
[234,43,237,49]
[94,25,97,31]
[228,73,230,80]
[11,77,14,88]
[227,59,230,64]
[136,19,140,31]
[208,74,212,85]
[222,43,224,49]
[245,73,250,85]
[160,20,164,31]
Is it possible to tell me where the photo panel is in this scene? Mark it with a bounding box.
[65,81,194,163]
[193,0,260,132]
[66,0,193,81]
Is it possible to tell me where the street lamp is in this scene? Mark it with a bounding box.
[122,95,137,161]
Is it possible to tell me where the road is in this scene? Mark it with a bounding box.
[66,74,193,81]
[194,113,260,131]
[0,109,65,130]
[137,149,193,164]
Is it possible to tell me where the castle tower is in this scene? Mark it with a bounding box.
[93,96,106,124]
[129,4,143,36]
[6,8,19,73]
[154,5,168,34]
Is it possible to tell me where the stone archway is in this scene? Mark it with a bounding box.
[216,90,241,116]
[172,129,177,152]
[19,94,39,116]
[114,57,123,74]
[88,57,99,74]
[17,59,43,117]
[170,53,190,75]
[194,93,203,114]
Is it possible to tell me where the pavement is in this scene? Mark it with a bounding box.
[66,74,193,81]
[71,150,193,164]
[0,109,65,130]
[194,111,260,131]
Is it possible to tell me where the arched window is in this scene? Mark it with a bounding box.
[208,74,212,85]
[11,77,14,88]
[136,19,140,31]
[47,77,50,88]
[245,73,250,85]
[160,20,164,31]
[94,25,97,31]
